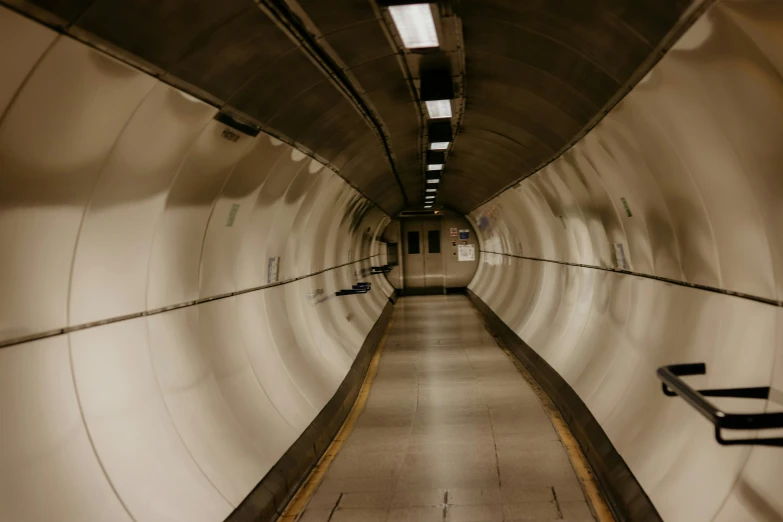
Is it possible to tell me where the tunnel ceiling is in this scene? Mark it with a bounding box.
[8,0,693,215]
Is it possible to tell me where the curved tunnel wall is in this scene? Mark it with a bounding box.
[0,7,395,521]
[468,1,783,521]
[3,2,783,522]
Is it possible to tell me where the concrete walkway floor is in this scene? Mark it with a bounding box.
[297,295,597,522]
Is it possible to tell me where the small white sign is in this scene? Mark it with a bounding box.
[458,244,475,262]
[450,227,458,237]
[612,243,628,270]
[267,256,280,283]
[225,203,240,227]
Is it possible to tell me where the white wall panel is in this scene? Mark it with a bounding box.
[70,319,233,522]
[323,189,372,350]
[587,127,662,274]
[0,338,132,522]
[262,157,320,282]
[291,276,354,384]
[468,2,783,521]
[286,161,328,275]
[235,148,308,289]
[285,280,344,399]
[197,298,296,461]
[235,291,317,433]
[0,11,391,521]
[0,37,155,342]
[199,135,288,297]
[147,308,273,506]
[292,176,360,374]
[300,173,344,273]
[714,307,783,521]
[69,83,215,325]
[311,273,361,365]
[264,285,334,411]
[147,120,257,310]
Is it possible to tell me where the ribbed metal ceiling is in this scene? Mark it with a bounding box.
[5,0,694,215]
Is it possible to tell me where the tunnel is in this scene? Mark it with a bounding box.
[1,0,782,521]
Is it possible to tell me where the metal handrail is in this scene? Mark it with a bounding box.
[657,363,783,447]
[335,282,371,296]
[371,265,393,274]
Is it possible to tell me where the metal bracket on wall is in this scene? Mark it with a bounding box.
[657,363,783,447]
[371,265,393,274]
[336,282,372,296]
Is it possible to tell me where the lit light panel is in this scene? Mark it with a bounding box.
[425,100,452,119]
[424,205,432,209]
[388,4,439,49]
[430,142,449,150]
[426,188,437,192]
[427,179,440,184]
[427,164,443,171]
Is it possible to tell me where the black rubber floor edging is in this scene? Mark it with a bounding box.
[466,289,662,522]
[226,291,397,522]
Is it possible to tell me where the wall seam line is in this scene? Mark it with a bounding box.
[64,78,157,328]
[141,316,236,509]
[143,106,216,313]
[481,251,782,308]
[0,255,379,350]
[67,336,139,522]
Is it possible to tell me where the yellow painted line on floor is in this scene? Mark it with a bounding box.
[498,345,616,522]
[278,318,394,521]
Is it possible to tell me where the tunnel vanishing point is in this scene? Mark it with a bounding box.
[0,1,782,521]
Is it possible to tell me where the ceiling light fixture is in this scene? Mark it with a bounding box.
[427,179,440,184]
[424,205,432,208]
[425,100,452,119]
[426,188,437,192]
[388,4,439,49]
[430,142,449,150]
[427,164,443,171]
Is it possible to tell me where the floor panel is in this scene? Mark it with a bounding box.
[298,295,595,522]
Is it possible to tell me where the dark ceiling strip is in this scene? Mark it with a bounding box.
[443,2,467,209]
[0,255,381,350]
[467,0,718,214]
[482,251,782,308]
[377,0,467,209]
[256,0,409,207]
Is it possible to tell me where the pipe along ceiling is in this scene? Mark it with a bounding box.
[1,0,783,521]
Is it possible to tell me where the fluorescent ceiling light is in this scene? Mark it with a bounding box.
[430,142,449,150]
[425,100,452,119]
[388,4,439,49]
[427,164,443,171]
[426,178,440,184]
[426,188,437,192]
[426,196,435,200]
[424,205,432,208]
